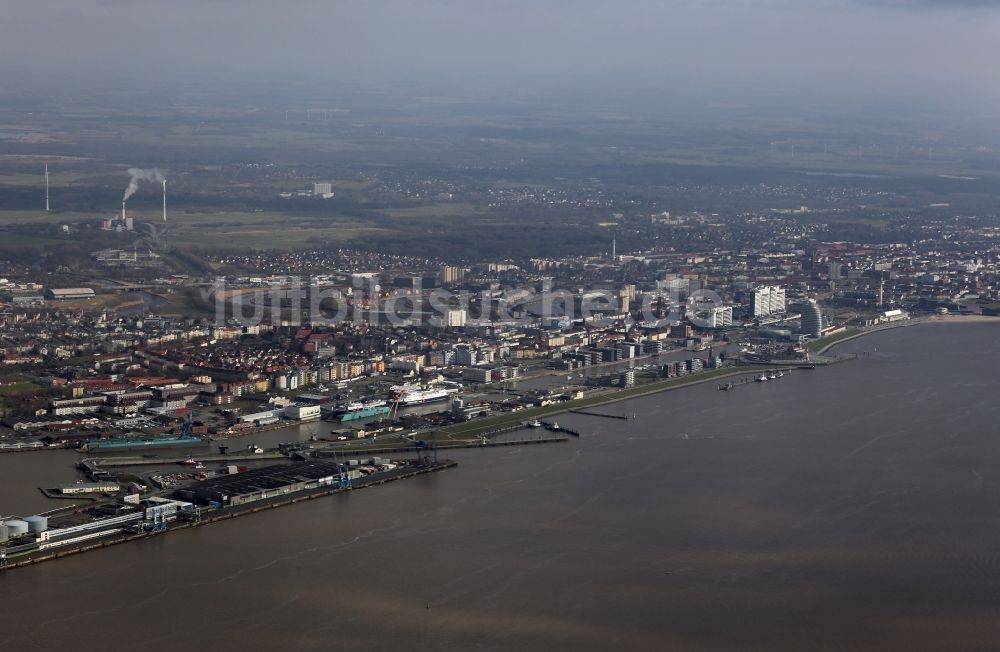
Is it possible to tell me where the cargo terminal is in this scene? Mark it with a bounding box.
[1,452,449,570]
[175,458,400,507]
[1,497,195,560]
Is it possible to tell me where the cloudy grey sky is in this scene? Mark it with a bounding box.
[2,0,998,106]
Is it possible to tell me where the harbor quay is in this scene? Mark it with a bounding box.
[0,457,456,572]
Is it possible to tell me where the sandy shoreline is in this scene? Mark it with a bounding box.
[821,313,1000,355]
[923,314,1000,324]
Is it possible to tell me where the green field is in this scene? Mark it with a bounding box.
[0,201,494,252]
[0,232,69,249]
[382,203,486,220]
[0,382,39,396]
[0,209,386,251]
[0,381,43,411]
[162,211,390,250]
[0,211,102,226]
[154,287,217,318]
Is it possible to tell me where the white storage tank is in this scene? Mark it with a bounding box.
[24,515,48,533]
[4,519,28,537]
[0,523,9,542]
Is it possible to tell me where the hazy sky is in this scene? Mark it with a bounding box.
[2,0,999,107]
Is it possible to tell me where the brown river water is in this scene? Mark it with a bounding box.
[2,320,1000,651]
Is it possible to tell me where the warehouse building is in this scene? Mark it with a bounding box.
[54,482,121,495]
[175,461,354,506]
[284,404,321,420]
[239,409,284,425]
[45,287,96,301]
[140,497,194,521]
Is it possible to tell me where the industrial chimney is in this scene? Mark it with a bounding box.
[162,179,167,222]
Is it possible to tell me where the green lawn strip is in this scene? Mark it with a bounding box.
[0,382,40,396]
[807,329,861,354]
[435,366,772,440]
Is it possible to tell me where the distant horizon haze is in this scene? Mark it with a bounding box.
[1,0,998,114]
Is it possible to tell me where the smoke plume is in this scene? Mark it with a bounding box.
[123,167,166,202]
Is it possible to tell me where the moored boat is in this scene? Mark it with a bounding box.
[336,400,391,421]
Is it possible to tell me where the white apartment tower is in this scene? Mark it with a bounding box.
[750,286,786,318]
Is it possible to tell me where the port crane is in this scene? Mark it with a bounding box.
[385,396,402,423]
[181,414,194,437]
[145,508,167,532]
[333,448,352,489]
[412,431,438,466]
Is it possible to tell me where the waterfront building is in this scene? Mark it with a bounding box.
[800,299,823,338]
[284,404,321,420]
[620,368,636,387]
[54,482,121,495]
